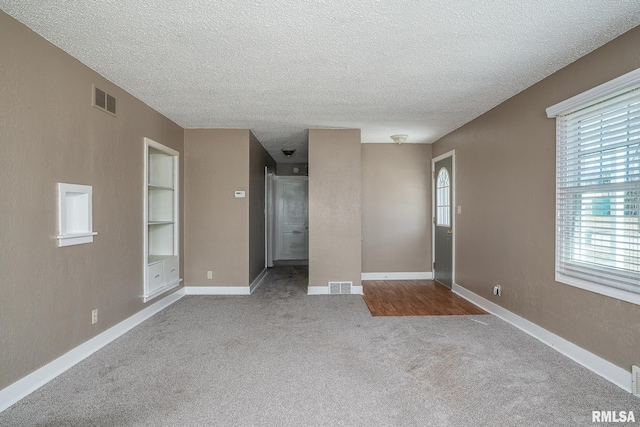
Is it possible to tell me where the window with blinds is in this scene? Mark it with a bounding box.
[548,69,640,305]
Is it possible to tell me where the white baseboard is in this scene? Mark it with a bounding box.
[361,272,433,280]
[307,285,363,295]
[250,269,269,294]
[184,286,251,295]
[452,283,632,393]
[184,270,268,296]
[307,286,327,295]
[0,288,186,413]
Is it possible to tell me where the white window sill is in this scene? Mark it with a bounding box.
[556,273,640,306]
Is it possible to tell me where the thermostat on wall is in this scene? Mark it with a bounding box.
[234,190,246,198]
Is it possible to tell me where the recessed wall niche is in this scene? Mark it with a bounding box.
[57,183,97,247]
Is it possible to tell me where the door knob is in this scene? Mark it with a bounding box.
[447,230,453,235]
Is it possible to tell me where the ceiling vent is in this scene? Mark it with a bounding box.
[93,85,116,116]
[329,281,352,294]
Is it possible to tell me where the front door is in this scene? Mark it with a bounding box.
[434,156,453,288]
[275,177,309,260]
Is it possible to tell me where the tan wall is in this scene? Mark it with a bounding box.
[276,163,308,176]
[184,129,250,287]
[432,27,640,371]
[308,129,362,288]
[361,144,432,273]
[0,11,184,390]
[249,132,276,283]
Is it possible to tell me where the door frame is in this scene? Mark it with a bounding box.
[431,149,456,287]
[265,166,275,268]
[274,175,309,261]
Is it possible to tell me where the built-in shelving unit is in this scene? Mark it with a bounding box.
[144,137,181,302]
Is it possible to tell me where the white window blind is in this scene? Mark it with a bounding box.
[554,83,640,303]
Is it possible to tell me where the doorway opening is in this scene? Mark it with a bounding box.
[266,175,309,267]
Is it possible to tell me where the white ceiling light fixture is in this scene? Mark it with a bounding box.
[390,134,408,144]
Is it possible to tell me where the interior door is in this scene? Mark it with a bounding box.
[275,177,308,260]
[434,156,453,288]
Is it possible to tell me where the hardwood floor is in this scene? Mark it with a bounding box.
[362,279,488,316]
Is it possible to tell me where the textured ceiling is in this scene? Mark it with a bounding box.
[2,1,640,163]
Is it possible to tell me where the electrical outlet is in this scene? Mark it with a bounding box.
[91,309,98,324]
[207,270,213,280]
[493,285,501,296]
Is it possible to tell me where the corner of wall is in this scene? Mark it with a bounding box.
[308,128,362,288]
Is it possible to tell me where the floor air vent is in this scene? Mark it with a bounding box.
[329,281,352,294]
[633,365,640,397]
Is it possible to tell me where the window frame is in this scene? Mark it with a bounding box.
[547,67,640,306]
[436,167,451,227]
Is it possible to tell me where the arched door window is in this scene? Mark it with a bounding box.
[436,168,450,227]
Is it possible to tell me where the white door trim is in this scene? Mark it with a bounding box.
[265,167,274,268]
[432,150,456,286]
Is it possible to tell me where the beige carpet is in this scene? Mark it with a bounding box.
[1,265,637,426]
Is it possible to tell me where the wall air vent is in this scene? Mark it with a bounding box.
[93,85,116,116]
[94,87,106,109]
[106,94,116,114]
[633,365,640,397]
[329,281,352,294]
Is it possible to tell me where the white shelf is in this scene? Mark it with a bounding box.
[148,147,174,188]
[148,254,174,264]
[148,220,174,259]
[56,232,98,247]
[144,138,180,302]
[148,188,174,222]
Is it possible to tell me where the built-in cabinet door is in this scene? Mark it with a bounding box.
[147,262,164,294]
[164,256,179,284]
